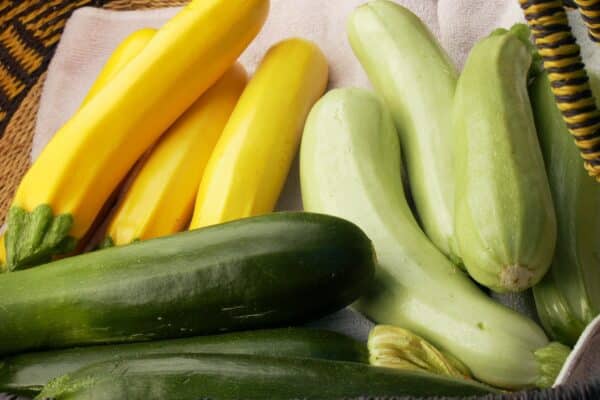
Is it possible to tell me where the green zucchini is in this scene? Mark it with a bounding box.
[35,354,495,399]
[347,0,461,264]
[300,87,570,389]
[530,70,600,346]
[0,212,374,356]
[0,328,367,395]
[453,25,556,292]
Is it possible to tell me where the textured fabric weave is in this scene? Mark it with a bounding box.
[0,0,105,136]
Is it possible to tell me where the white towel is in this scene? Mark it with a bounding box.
[32,0,600,384]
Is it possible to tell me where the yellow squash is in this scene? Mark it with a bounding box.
[0,235,5,271]
[0,29,156,266]
[81,28,156,106]
[105,64,247,246]
[189,38,328,229]
[5,0,269,271]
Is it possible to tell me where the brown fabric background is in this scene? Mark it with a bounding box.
[0,0,188,226]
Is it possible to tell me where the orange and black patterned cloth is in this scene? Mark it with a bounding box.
[0,0,106,136]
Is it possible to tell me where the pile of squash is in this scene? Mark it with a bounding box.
[1,0,598,398]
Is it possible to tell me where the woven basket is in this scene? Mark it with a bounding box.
[0,0,188,227]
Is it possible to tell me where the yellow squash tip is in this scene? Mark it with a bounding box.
[81,28,157,107]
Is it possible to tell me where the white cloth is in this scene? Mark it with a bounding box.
[33,0,600,384]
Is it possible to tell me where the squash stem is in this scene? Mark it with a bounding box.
[534,342,571,388]
[5,205,76,271]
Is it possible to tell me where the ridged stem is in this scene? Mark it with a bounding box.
[5,205,76,271]
[534,342,572,388]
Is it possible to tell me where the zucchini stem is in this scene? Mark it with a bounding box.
[534,342,571,388]
[499,264,536,292]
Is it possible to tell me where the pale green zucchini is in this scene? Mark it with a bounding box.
[530,71,600,346]
[453,26,556,292]
[300,87,570,389]
[347,0,461,264]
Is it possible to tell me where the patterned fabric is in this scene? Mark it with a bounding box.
[0,0,105,137]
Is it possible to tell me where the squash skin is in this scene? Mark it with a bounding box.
[34,354,495,399]
[0,236,5,270]
[106,64,247,245]
[1,29,156,267]
[6,0,270,270]
[531,71,600,346]
[0,328,368,396]
[189,38,328,229]
[300,88,569,389]
[0,212,374,356]
[347,0,461,264]
[81,28,157,106]
[453,28,556,292]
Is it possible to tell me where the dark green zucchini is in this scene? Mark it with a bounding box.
[35,354,495,399]
[0,328,368,396]
[0,212,374,356]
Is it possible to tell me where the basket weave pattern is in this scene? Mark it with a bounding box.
[0,0,188,226]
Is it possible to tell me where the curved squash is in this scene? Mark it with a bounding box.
[300,88,569,389]
[347,0,460,264]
